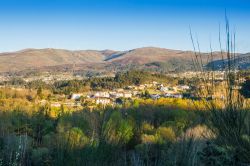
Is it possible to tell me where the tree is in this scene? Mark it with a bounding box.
[103,111,134,146]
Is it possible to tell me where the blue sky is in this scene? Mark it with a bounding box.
[0,0,249,53]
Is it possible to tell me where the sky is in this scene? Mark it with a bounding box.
[0,0,249,53]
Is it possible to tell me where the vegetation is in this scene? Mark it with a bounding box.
[1,82,249,165]
[0,19,250,166]
[2,70,180,95]
[240,77,250,98]
[0,95,207,165]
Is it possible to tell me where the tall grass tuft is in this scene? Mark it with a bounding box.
[190,14,250,165]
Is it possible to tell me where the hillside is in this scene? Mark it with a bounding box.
[0,47,240,74]
[206,53,250,70]
[0,48,106,72]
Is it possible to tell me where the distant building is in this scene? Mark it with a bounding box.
[164,93,183,99]
[132,91,139,96]
[178,85,190,90]
[173,94,183,98]
[150,94,160,100]
[51,102,61,108]
[71,93,83,100]
[110,92,124,98]
[93,92,110,98]
[160,87,169,92]
[123,92,132,98]
[138,85,145,90]
[95,97,111,105]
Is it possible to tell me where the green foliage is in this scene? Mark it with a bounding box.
[199,142,238,166]
[31,147,51,166]
[65,127,89,149]
[240,77,250,98]
[103,111,134,146]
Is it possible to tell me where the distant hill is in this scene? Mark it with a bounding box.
[0,47,243,74]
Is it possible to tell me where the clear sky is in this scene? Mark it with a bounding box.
[0,0,249,53]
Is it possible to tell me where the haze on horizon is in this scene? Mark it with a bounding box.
[0,0,249,53]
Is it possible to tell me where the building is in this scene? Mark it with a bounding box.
[164,93,183,99]
[110,92,124,98]
[132,91,139,96]
[123,92,132,98]
[93,92,110,98]
[95,97,111,105]
[150,94,160,100]
[160,86,169,92]
[51,102,61,108]
[177,85,190,90]
[138,85,145,90]
[71,93,83,100]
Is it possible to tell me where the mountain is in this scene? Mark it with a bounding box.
[206,53,250,70]
[0,47,241,74]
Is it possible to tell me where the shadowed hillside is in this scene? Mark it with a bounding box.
[206,53,250,70]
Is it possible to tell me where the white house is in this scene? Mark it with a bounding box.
[150,94,160,100]
[123,92,132,98]
[71,93,83,100]
[178,85,190,90]
[93,92,110,98]
[173,94,183,98]
[95,97,111,105]
[160,86,169,92]
[164,93,183,99]
[110,92,123,98]
[51,102,61,108]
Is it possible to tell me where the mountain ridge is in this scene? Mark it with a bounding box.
[0,47,246,74]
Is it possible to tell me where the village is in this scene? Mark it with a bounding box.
[0,70,235,110]
[45,81,191,108]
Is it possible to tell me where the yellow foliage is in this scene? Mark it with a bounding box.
[141,134,158,144]
[156,127,176,142]
[141,122,155,134]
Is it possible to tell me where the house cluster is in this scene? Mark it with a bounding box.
[71,82,190,105]
[47,81,191,108]
[156,84,190,99]
[88,90,135,105]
